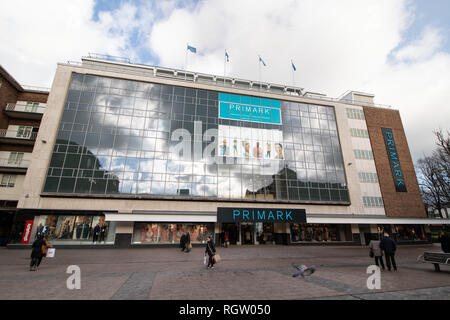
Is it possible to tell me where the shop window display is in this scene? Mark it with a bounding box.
[133,223,213,244]
[31,215,112,243]
[290,224,351,242]
[394,225,426,241]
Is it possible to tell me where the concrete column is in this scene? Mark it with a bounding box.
[114,221,133,247]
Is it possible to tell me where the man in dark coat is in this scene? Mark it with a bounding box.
[185,232,191,253]
[205,235,216,269]
[180,232,186,252]
[439,231,450,253]
[380,233,397,271]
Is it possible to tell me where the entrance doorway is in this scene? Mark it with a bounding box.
[256,223,274,244]
[221,223,238,245]
[241,223,254,245]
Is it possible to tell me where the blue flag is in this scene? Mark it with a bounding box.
[225,50,229,62]
[187,45,197,53]
[259,56,266,67]
[291,60,296,71]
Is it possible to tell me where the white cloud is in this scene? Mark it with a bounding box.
[1,0,448,162]
[0,0,129,87]
[394,26,443,61]
[148,0,449,161]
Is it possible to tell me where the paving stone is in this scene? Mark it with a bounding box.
[0,245,449,300]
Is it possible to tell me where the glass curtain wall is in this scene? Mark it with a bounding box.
[44,73,349,202]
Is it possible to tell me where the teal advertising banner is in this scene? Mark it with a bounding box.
[219,93,282,125]
[382,127,407,192]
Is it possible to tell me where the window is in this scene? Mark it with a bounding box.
[44,73,350,203]
[346,108,365,120]
[358,172,379,183]
[350,128,369,138]
[8,152,24,165]
[354,149,374,159]
[25,102,39,112]
[0,174,16,187]
[363,196,384,207]
[16,126,33,138]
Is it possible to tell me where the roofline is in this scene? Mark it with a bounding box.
[0,65,50,94]
[0,65,23,91]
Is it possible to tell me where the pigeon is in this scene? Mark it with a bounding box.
[292,263,316,278]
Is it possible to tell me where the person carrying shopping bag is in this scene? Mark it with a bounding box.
[29,235,52,271]
[205,235,217,269]
[368,235,385,270]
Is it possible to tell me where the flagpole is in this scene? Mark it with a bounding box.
[258,56,261,91]
[292,68,295,87]
[185,43,188,70]
[224,49,226,78]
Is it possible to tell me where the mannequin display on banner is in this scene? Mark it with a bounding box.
[233,139,238,157]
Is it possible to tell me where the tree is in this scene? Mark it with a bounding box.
[416,129,450,218]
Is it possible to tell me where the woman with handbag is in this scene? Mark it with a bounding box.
[29,235,52,271]
[368,235,385,271]
[205,235,217,269]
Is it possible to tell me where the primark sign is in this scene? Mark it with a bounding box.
[219,93,282,125]
[217,207,307,223]
[382,127,407,192]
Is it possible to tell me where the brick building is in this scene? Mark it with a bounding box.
[0,65,49,245]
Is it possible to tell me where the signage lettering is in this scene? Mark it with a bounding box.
[218,207,306,223]
[381,128,407,192]
[219,93,282,125]
[21,220,34,244]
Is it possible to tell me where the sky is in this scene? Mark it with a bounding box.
[0,0,449,162]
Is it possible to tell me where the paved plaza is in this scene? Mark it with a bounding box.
[0,244,449,300]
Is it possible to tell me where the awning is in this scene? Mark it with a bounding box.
[105,211,216,223]
[104,212,450,225]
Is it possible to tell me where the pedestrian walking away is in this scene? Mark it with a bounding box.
[380,233,397,271]
[439,231,450,253]
[180,232,186,252]
[185,231,192,253]
[224,232,229,248]
[368,235,385,270]
[29,235,52,271]
[205,235,216,269]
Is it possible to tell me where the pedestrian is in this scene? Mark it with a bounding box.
[205,235,216,269]
[438,231,450,253]
[380,233,397,271]
[368,235,385,270]
[224,232,229,248]
[29,234,52,271]
[220,231,225,247]
[180,232,186,252]
[93,224,100,243]
[185,231,191,253]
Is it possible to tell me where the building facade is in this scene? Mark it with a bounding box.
[7,55,449,247]
[0,65,49,245]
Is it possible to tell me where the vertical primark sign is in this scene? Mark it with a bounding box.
[382,127,407,192]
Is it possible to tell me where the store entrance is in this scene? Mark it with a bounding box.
[256,223,274,244]
[241,223,254,245]
[221,223,239,245]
